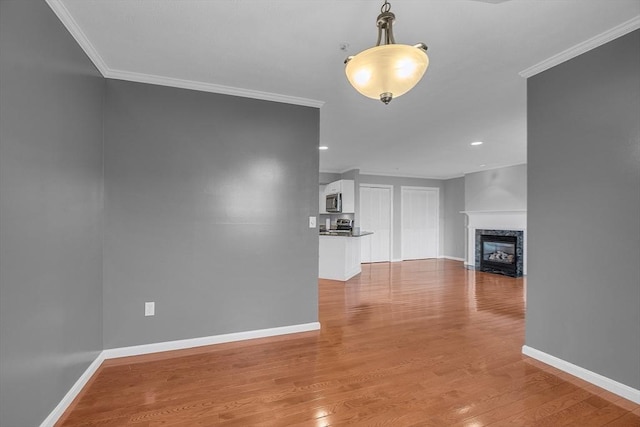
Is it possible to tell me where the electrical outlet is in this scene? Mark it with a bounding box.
[145,301,155,316]
[309,216,316,228]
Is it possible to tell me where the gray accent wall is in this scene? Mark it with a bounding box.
[443,177,465,259]
[527,30,640,389]
[465,164,527,211]
[103,80,319,348]
[0,1,104,425]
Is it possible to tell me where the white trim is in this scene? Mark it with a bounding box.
[461,210,527,214]
[522,345,640,404]
[400,186,440,261]
[360,162,528,180]
[464,162,528,176]
[40,351,106,427]
[45,0,324,108]
[441,256,465,262]
[519,16,640,78]
[359,183,396,190]
[106,70,324,108]
[41,322,320,426]
[318,167,361,176]
[360,170,458,180]
[103,322,321,359]
[45,0,109,75]
[323,169,466,181]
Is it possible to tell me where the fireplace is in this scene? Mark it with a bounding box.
[475,229,524,277]
[481,235,517,275]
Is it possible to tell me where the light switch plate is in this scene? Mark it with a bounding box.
[309,216,316,228]
[145,301,155,316]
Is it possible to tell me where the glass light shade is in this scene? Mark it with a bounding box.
[345,44,429,102]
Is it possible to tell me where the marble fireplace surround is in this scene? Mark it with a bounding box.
[461,210,527,275]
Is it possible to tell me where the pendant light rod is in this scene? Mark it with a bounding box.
[376,1,396,46]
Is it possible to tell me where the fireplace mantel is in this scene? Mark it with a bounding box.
[461,210,527,274]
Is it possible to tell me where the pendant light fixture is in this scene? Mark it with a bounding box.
[344,1,429,104]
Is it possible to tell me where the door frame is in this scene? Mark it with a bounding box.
[359,184,394,262]
[400,186,440,261]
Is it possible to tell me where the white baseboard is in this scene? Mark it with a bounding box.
[440,256,465,262]
[465,263,476,270]
[40,351,106,427]
[392,257,465,262]
[41,322,320,426]
[103,322,321,359]
[522,345,640,404]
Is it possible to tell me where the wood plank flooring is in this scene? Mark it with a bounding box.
[57,260,640,426]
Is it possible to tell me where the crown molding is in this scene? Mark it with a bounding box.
[105,69,324,108]
[45,0,324,109]
[520,15,640,78]
[359,170,459,180]
[320,168,462,181]
[464,161,527,176]
[45,0,110,75]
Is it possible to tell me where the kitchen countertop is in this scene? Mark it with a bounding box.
[319,230,373,237]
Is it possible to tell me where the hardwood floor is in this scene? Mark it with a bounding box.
[58,260,640,426]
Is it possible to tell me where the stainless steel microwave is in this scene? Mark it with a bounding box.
[326,193,342,213]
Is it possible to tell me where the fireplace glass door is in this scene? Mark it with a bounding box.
[482,241,515,264]
[479,235,518,275]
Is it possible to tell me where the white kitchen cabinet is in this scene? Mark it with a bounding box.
[340,180,355,213]
[323,179,355,213]
[325,180,341,195]
[319,184,328,214]
[319,235,362,281]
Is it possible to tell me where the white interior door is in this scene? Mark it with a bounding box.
[359,185,392,263]
[401,187,438,260]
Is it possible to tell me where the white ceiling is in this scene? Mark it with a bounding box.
[52,0,640,179]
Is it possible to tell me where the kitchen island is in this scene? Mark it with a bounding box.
[319,231,373,281]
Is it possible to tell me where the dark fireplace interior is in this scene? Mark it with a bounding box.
[480,235,517,276]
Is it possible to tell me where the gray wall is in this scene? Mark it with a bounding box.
[527,30,640,389]
[319,172,341,184]
[465,164,527,211]
[443,177,465,259]
[359,174,444,260]
[0,1,104,425]
[103,80,319,348]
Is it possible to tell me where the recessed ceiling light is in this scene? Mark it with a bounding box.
[471,141,483,146]
[319,146,329,150]
[479,164,486,167]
